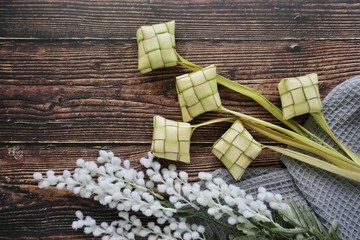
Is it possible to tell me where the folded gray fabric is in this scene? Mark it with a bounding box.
[282,76,360,240]
[209,76,360,239]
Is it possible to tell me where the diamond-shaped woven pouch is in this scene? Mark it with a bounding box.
[212,119,262,180]
[278,73,322,120]
[137,21,178,74]
[151,115,192,163]
[176,64,222,122]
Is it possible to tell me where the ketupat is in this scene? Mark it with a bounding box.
[137,20,178,73]
[278,73,322,120]
[176,65,222,122]
[278,73,360,163]
[151,115,192,163]
[212,120,262,180]
[138,20,360,182]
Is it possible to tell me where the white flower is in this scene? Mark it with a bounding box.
[33,150,295,240]
[183,232,192,240]
[76,158,85,167]
[63,170,71,178]
[224,196,235,206]
[270,202,279,210]
[123,160,131,169]
[56,182,66,190]
[192,231,200,239]
[85,161,98,172]
[210,189,220,199]
[178,221,187,230]
[38,180,50,189]
[275,193,283,201]
[258,186,266,193]
[157,184,167,193]
[243,210,256,218]
[72,221,80,230]
[46,170,55,177]
[214,177,225,185]
[179,171,188,181]
[265,192,275,202]
[169,222,178,230]
[198,172,212,181]
[197,225,205,233]
[33,172,43,180]
[182,185,191,195]
[174,202,183,209]
[228,216,238,225]
[140,157,152,168]
[207,207,216,215]
[169,196,178,203]
[107,151,114,159]
[257,192,266,201]
[152,174,163,182]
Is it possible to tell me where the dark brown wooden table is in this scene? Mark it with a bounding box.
[1,0,359,239]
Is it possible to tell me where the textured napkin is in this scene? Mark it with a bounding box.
[208,76,360,239]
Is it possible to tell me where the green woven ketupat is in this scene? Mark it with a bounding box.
[278,73,322,120]
[136,21,178,74]
[151,115,192,163]
[212,120,262,181]
[176,65,222,122]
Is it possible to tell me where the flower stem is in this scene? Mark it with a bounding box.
[219,106,359,171]
[263,145,360,182]
[176,51,337,154]
[296,124,339,153]
[242,118,360,173]
[215,74,302,133]
[191,117,236,131]
[193,207,238,235]
[177,52,299,133]
[311,112,360,165]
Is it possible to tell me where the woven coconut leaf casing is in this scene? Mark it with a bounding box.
[278,73,322,120]
[151,115,192,163]
[212,120,262,180]
[176,64,222,122]
[137,20,178,74]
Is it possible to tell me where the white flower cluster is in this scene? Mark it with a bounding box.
[33,150,295,239]
[195,177,292,236]
[142,158,292,236]
[33,151,205,240]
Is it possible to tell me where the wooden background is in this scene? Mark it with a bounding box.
[1,0,359,239]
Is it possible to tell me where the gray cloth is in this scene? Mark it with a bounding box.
[210,76,360,239]
[282,76,360,240]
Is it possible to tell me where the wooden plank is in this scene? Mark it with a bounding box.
[1,0,360,40]
[1,1,356,239]
[0,182,119,239]
[0,144,282,238]
[0,144,282,180]
[1,40,359,143]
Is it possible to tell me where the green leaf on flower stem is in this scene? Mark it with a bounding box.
[232,198,340,240]
[278,199,340,240]
[328,221,340,239]
[270,227,307,235]
[229,235,266,240]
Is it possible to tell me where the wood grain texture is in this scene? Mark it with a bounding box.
[1,0,360,40]
[1,40,359,142]
[0,0,358,239]
[0,144,282,183]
